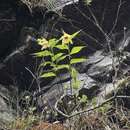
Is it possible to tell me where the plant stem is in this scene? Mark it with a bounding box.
[68,45,73,95]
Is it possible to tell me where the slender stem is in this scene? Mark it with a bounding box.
[68,45,73,95]
[50,47,56,72]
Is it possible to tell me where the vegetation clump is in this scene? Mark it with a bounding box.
[35,30,86,93]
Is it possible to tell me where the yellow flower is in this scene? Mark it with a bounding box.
[37,38,50,50]
[60,31,73,45]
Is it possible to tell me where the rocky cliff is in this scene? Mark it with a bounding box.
[1,0,130,128]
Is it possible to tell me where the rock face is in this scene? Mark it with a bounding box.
[0,84,16,125]
[1,0,130,125]
[0,0,56,125]
[0,1,16,59]
[56,0,130,53]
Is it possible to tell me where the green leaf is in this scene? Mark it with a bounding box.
[71,30,81,39]
[72,80,80,89]
[57,55,68,63]
[55,45,68,50]
[80,95,88,103]
[33,50,52,57]
[49,38,57,48]
[40,72,56,78]
[92,97,97,107]
[70,58,86,64]
[71,67,78,79]
[70,46,86,55]
[52,53,64,61]
[71,68,80,89]
[55,53,64,59]
[56,65,69,70]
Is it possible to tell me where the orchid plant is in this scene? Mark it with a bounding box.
[34,31,86,93]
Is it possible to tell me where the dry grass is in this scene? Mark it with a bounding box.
[31,122,68,130]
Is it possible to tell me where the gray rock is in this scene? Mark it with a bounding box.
[77,73,100,99]
[36,73,99,110]
[86,51,105,65]
[78,51,104,73]
[79,74,98,89]
[87,55,116,83]
[0,84,16,125]
[78,50,115,83]
[118,31,130,52]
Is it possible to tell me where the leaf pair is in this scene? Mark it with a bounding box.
[41,65,69,78]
